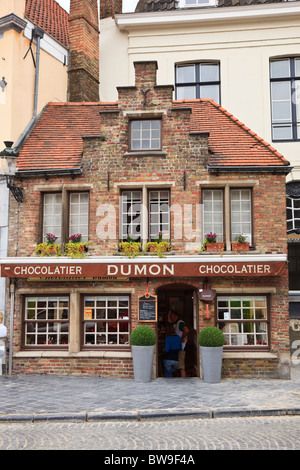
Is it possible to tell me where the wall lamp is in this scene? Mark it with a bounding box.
[0,141,24,202]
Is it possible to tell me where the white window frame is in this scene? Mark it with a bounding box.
[120,186,171,244]
[217,296,269,349]
[24,296,69,348]
[82,295,130,348]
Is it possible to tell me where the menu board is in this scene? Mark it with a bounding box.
[138,295,157,322]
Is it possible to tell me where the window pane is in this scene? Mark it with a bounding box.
[176,86,196,100]
[131,120,161,150]
[270,59,290,79]
[149,190,170,240]
[230,189,251,243]
[69,193,89,242]
[200,64,219,82]
[217,296,268,347]
[203,190,223,241]
[83,296,130,347]
[272,124,293,140]
[121,191,142,240]
[200,85,219,103]
[24,297,69,347]
[177,65,195,83]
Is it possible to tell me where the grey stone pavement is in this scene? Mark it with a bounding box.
[0,364,299,423]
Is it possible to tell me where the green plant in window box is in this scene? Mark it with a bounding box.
[64,233,90,258]
[231,234,249,252]
[118,234,142,258]
[34,233,61,256]
[144,232,171,258]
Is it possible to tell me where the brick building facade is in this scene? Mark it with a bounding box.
[0,60,292,379]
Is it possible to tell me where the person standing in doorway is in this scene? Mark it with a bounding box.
[163,324,182,378]
[169,311,189,377]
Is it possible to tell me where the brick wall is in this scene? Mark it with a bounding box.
[68,0,99,102]
[100,0,123,19]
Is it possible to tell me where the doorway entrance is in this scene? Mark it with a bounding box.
[157,284,199,378]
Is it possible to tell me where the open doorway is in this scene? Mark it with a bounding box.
[157,284,199,378]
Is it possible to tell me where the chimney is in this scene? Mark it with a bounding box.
[68,0,100,102]
[100,0,123,19]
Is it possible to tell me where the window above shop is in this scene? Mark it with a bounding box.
[270,57,300,141]
[42,190,89,244]
[175,62,220,103]
[130,120,161,151]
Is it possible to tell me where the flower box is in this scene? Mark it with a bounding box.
[65,242,89,258]
[118,241,142,258]
[231,242,249,252]
[145,241,171,257]
[35,243,61,256]
[205,242,224,252]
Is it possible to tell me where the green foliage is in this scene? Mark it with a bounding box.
[130,325,156,346]
[198,326,225,347]
[145,241,171,258]
[35,243,61,256]
[118,241,142,258]
[64,242,89,258]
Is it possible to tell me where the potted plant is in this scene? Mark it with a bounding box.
[65,233,90,258]
[130,325,156,382]
[145,232,171,257]
[201,232,224,252]
[231,234,250,252]
[118,234,142,258]
[198,326,225,383]
[34,233,61,256]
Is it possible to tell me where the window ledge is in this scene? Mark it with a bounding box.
[15,350,132,359]
[123,151,167,158]
[223,352,277,360]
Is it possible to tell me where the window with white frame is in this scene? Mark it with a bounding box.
[43,193,62,243]
[120,189,170,242]
[42,191,89,243]
[24,296,69,347]
[202,188,252,245]
[175,62,220,103]
[217,296,268,348]
[270,57,300,141]
[230,189,252,244]
[203,189,224,242]
[130,120,161,151]
[83,295,130,347]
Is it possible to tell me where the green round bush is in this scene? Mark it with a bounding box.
[130,325,156,346]
[198,326,224,347]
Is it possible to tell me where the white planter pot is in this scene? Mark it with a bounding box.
[200,346,223,383]
[132,345,155,383]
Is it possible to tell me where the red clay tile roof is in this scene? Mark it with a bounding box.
[16,99,289,173]
[17,102,105,172]
[174,99,289,168]
[25,0,69,48]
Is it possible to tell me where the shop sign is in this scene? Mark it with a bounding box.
[1,260,286,279]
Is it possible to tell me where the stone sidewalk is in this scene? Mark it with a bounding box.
[0,371,300,423]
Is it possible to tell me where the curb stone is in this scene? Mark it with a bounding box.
[1,407,300,423]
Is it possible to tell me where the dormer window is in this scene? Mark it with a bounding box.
[179,0,217,7]
[130,120,161,151]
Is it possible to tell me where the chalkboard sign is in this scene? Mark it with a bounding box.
[138,294,157,322]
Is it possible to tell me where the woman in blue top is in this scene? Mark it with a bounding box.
[163,324,182,378]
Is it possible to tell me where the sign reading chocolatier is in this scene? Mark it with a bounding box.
[0,259,286,279]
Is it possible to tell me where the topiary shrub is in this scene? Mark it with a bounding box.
[198,326,224,347]
[130,325,156,346]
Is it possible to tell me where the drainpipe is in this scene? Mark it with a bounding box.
[14,26,44,149]
[9,280,15,375]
